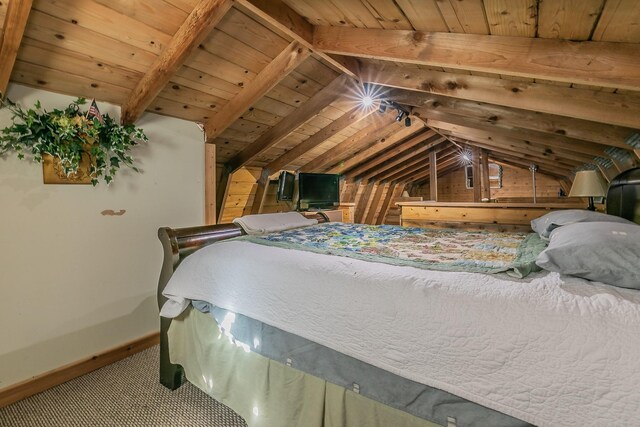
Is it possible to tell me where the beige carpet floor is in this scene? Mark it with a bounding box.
[0,345,247,426]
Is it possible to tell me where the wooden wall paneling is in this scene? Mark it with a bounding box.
[429,150,437,201]
[205,143,217,224]
[327,120,425,175]
[0,0,34,96]
[358,62,640,129]
[596,163,615,182]
[219,167,261,222]
[354,181,375,223]
[300,112,398,172]
[537,0,604,40]
[266,103,376,172]
[375,182,396,224]
[385,146,457,182]
[592,0,640,43]
[480,149,491,201]
[313,26,640,90]
[204,41,311,142]
[347,129,436,179]
[484,0,537,37]
[235,0,359,78]
[390,90,636,150]
[435,0,489,34]
[216,168,231,223]
[364,182,387,224]
[249,168,271,214]
[225,74,348,172]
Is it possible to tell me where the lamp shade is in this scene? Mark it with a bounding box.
[569,170,607,197]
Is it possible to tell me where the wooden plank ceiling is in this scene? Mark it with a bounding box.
[2,0,640,206]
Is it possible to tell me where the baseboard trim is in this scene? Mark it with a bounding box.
[0,331,160,408]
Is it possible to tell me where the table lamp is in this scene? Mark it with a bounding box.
[569,170,607,211]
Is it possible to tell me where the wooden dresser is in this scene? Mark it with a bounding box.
[397,202,585,232]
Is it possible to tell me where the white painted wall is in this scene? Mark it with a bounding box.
[0,85,204,388]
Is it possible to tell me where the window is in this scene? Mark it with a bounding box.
[465,163,502,189]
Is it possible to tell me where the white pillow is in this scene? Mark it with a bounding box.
[531,209,634,238]
[536,222,640,289]
[233,212,317,235]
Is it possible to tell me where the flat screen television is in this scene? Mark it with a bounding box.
[276,171,295,202]
[298,173,339,210]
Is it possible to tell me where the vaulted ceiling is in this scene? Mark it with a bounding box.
[1,0,640,198]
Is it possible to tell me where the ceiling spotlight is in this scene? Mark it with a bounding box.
[378,103,387,113]
[404,116,411,127]
[361,95,373,107]
[395,110,406,122]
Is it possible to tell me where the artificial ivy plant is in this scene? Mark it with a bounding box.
[0,97,147,185]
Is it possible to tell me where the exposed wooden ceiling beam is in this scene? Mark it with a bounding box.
[347,129,437,179]
[374,143,452,182]
[120,0,232,124]
[396,154,459,184]
[235,0,359,79]
[358,134,445,181]
[300,112,399,172]
[416,111,609,159]
[389,89,638,150]
[313,26,640,91]
[385,147,457,183]
[433,125,593,167]
[328,119,425,175]
[443,133,580,171]
[446,135,577,175]
[265,102,377,172]
[0,0,33,97]
[226,74,349,173]
[487,153,569,180]
[204,41,311,144]
[358,62,640,129]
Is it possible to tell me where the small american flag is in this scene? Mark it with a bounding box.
[87,99,104,124]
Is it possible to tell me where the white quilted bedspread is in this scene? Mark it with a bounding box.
[161,240,640,426]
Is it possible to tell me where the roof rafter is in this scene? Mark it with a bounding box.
[204,40,311,144]
[0,0,33,97]
[313,26,640,91]
[235,0,359,79]
[388,89,637,150]
[357,62,640,129]
[327,119,425,175]
[299,112,399,172]
[347,129,437,179]
[226,74,349,173]
[265,101,377,172]
[121,0,233,124]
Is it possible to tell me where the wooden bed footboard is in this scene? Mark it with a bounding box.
[157,214,328,390]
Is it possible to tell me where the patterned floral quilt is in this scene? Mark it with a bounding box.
[239,222,548,278]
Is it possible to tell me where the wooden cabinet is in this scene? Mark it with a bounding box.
[397,202,585,232]
[338,203,355,223]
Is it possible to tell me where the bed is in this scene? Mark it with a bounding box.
[157,170,640,427]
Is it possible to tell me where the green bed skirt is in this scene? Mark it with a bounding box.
[168,308,441,427]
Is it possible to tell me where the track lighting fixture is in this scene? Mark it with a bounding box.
[378,103,387,113]
[395,110,406,122]
[404,116,411,127]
